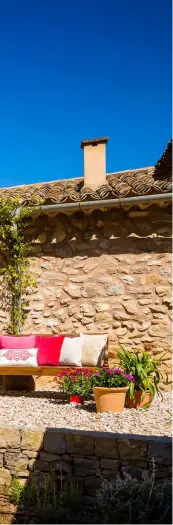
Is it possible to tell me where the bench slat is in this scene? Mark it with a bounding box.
[0,366,99,376]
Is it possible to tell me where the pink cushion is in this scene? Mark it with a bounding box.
[36,336,65,366]
[0,335,36,350]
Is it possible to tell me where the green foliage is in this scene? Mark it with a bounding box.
[57,368,93,398]
[96,467,172,524]
[90,368,135,388]
[8,472,83,524]
[116,345,167,407]
[0,198,37,334]
[8,473,24,505]
[8,467,172,524]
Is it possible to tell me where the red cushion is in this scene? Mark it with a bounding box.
[36,336,64,366]
[0,335,36,350]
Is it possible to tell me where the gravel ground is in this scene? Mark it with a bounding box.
[0,387,171,436]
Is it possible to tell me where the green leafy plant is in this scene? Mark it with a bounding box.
[90,367,135,389]
[8,472,83,524]
[96,464,172,524]
[115,345,167,407]
[55,368,93,398]
[0,198,37,334]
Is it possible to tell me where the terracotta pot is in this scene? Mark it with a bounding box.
[70,395,84,405]
[93,386,129,413]
[126,389,152,409]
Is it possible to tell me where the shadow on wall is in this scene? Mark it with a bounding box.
[24,208,172,258]
[3,426,172,524]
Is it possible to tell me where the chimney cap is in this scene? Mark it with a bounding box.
[81,136,108,149]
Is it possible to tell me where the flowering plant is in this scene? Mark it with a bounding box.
[90,368,135,389]
[55,368,93,398]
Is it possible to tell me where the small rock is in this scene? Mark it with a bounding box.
[121,275,134,284]
[64,285,81,299]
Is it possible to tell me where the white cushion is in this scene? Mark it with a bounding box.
[81,334,108,366]
[0,348,38,366]
[59,336,84,366]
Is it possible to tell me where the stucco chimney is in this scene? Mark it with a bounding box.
[81,137,108,189]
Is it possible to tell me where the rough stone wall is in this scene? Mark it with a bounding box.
[0,206,172,376]
[0,428,171,492]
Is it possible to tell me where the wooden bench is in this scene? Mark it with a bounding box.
[0,334,109,390]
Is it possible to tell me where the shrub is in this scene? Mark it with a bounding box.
[96,468,172,524]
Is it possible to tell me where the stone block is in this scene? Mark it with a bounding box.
[95,437,118,458]
[0,468,11,486]
[17,471,30,478]
[39,451,61,462]
[75,477,84,494]
[84,475,101,490]
[148,440,172,465]
[29,459,49,472]
[102,470,120,479]
[73,458,99,469]
[44,430,66,454]
[0,428,20,449]
[4,452,28,471]
[121,465,148,481]
[23,450,39,459]
[100,459,120,470]
[21,431,44,451]
[66,433,94,455]
[0,454,3,467]
[64,285,81,298]
[18,478,28,487]
[74,467,95,477]
[117,438,147,459]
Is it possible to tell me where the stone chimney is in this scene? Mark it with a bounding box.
[81,137,108,189]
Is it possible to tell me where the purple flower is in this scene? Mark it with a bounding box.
[125,373,135,382]
[107,369,115,374]
[112,368,123,375]
[95,372,101,377]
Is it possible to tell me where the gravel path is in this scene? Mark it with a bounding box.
[0,388,171,436]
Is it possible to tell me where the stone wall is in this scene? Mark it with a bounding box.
[0,206,172,376]
[0,428,171,494]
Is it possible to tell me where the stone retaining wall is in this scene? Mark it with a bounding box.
[0,207,172,379]
[0,428,171,495]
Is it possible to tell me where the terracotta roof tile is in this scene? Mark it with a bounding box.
[0,141,172,205]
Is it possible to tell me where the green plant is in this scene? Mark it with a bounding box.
[56,368,93,398]
[115,345,167,407]
[8,473,24,505]
[96,464,172,524]
[0,198,37,333]
[8,472,83,524]
[90,367,135,389]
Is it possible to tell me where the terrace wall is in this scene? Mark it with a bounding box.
[0,427,171,493]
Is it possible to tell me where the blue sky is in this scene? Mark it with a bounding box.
[0,0,171,188]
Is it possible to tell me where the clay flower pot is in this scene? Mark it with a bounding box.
[70,395,84,405]
[126,389,152,409]
[93,386,129,413]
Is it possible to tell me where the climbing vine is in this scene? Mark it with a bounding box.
[0,198,37,334]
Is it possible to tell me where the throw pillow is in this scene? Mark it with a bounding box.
[36,336,64,366]
[0,348,38,366]
[59,336,84,366]
[81,334,108,366]
[0,335,36,350]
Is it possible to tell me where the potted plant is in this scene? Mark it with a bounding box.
[55,368,93,405]
[90,368,135,413]
[116,345,167,409]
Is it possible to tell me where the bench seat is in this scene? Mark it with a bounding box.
[0,365,99,376]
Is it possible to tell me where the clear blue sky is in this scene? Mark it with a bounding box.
[0,0,171,188]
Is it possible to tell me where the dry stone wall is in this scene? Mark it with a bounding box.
[0,206,172,376]
[0,428,171,493]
